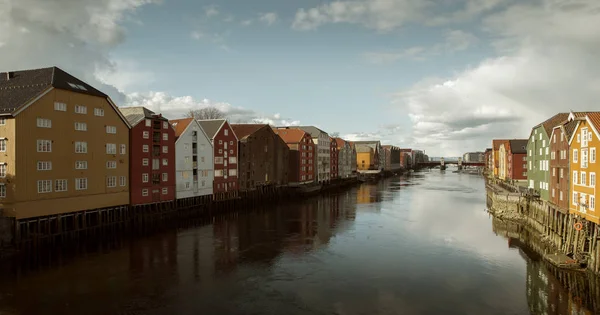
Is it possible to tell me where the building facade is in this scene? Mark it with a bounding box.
[568,114,599,224]
[198,120,239,194]
[171,118,214,199]
[549,121,577,212]
[0,67,130,219]
[298,126,330,183]
[484,148,492,174]
[356,145,376,170]
[492,140,509,178]
[330,137,338,180]
[232,124,289,190]
[382,145,401,171]
[120,107,176,205]
[353,141,382,170]
[463,152,485,162]
[508,139,528,181]
[527,113,569,200]
[498,143,508,180]
[334,138,352,178]
[273,127,315,185]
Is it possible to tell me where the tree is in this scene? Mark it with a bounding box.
[330,132,340,137]
[186,107,226,120]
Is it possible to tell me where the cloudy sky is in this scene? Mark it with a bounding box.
[1,0,599,156]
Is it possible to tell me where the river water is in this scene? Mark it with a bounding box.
[0,169,597,315]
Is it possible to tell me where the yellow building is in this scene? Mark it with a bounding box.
[568,113,600,224]
[498,143,508,180]
[356,145,375,171]
[0,67,131,219]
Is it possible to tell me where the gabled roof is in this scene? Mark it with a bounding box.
[356,145,374,153]
[334,137,349,149]
[508,139,528,154]
[231,124,267,140]
[198,119,227,139]
[0,66,107,114]
[563,120,579,139]
[533,113,569,136]
[119,106,166,127]
[492,139,509,151]
[170,118,194,138]
[272,127,308,144]
[297,126,328,137]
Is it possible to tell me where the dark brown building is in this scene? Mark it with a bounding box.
[330,137,338,179]
[273,127,315,185]
[231,124,289,191]
[550,120,578,212]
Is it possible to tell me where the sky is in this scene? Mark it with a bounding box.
[1,0,600,156]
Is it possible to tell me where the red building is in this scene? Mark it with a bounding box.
[484,148,492,174]
[119,107,175,205]
[330,137,338,180]
[198,119,239,195]
[507,139,528,181]
[550,120,578,212]
[273,127,315,185]
[400,149,412,168]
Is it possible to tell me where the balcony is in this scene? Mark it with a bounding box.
[153,132,161,143]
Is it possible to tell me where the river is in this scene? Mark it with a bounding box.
[0,168,597,315]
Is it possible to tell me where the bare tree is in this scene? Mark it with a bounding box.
[186,107,226,120]
[330,132,340,137]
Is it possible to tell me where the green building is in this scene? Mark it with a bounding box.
[526,113,568,200]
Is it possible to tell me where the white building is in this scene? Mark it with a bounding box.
[334,138,353,178]
[170,118,214,199]
[299,126,331,183]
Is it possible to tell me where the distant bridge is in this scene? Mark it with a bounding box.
[417,161,485,167]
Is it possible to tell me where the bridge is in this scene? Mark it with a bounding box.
[417,161,485,167]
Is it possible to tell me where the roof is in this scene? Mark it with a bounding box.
[272,127,308,143]
[334,137,348,149]
[587,113,600,136]
[0,66,107,114]
[198,119,226,139]
[356,145,374,153]
[119,106,165,127]
[508,139,528,154]
[170,118,194,138]
[492,139,510,151]
[534,113,569,136]
[563,120,579,139]
[231,124,267,140]
[297,126,328,137]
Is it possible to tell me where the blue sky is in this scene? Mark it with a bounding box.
[2,0,600,156]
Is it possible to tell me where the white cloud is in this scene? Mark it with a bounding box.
[292,0,504,31]
[365,30,477,64]
[259,12,278,26]
[389,0,600,156]
[190,30,204,40]
[0,0,159,104]
[95,59,155,92]
[204,5,219,18]
[123,91,300,126]
[241,19,253,26]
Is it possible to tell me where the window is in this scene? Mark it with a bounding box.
[120,144,126,155]
[106,161,117,169]
[560,191,563,200]
[162,173,168,181]
[163,121,168,129]
[106,126,117,134]
[552,168,556,176]
[218,149,222,154]
[75,105,87,114]
[120,176,126,186]
[219,140,223,145]
[142,158,149,166]
[539,148,542,155]
[162,158,168,166]
[230,141,233,145]
[591,173,596,186]
[185,182,191,189]
[529,161,532,169]
[551,152,555,160]
[215,170,223,177]
[573,171,578,185]
[0,164,5,177]
[577,134,581,143]
[552,189,555,198]
[106,143,116,154]
[582,149,589,168]
[573,149,578,163]
[37,180,52,193]
[591,196,596,210]
[163,133,168,141]
[573,192,578,205]
[0,184,5,198]
[143,131,149,139]
[229,169,237,176]
[143,145,149,152]
[528,149,531,157]
[162,187,168,195]
[37,140,52,152]
[37,161,51,171]
[75,141,87,153]
[224,129,228,136]
[54,102,67,111]
[75,178,87,190]
[142,173,149,182]
[162,145,168,153]
[229,157,237,164]
[152,159,159,170]
[74,122,87,131]
[145,119,151,127]
[94,108,104,116]
[553,134,556,143]
[37,118,51,128]
[522,172,527,177]
[591,148,596,163]
[582,129,588,147]
[560,168,564,178]
[142,189,149,196]
[581,172,587,186]
[75,161,87,169]
[230,149,233,154]
[107,176,116,187]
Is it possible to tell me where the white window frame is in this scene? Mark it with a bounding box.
[37,161,52,171]
[37,180,52,193]
[106,143,117,154]
[162,145,168,153]
[75,105,87,114]
[75,141,87,154]
[37,118,52,128]
[142,189,149,196]
[106,161,117,169]
[162,133,168,141]
[107,176,117,188]
[75,160,88,169]
[162,173,168,181]
[37,140,52,152]
[573,149,578,163]
[54,102,67,111]
[162,158,168,166]
[590,172,596,187]
[0,183,6,198]
[229,169,237,176]
[215,169,223,177]
[94,108,104,116]
[75,178,88,190]
[591,195,596,210]
[120,144,126,155]
[591,148,596,163]
[162,187,168,195]
[143,145,149,153]
[143,131,149,139]
[0,139,5,152]
[145,119,151,127]
[573,192,578,205]
[55,179,67,192]
[142,173,149,183]
[74,122,87,131]
[142,158,149,166]
[573,171,578,185]
[106,126,117,134]
[224,129,228,136]
[120,176,126,186]
[163,121,168,129]
[581,171,587,186]
[0,163,5,178]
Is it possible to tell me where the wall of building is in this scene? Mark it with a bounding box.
[550,128,570,211]
[213,122,238,193]
[238,127,289,191]
[1,89,129,219]
[510,153,527,180]
[174,122,214,199]
[569,120,598,224]
[330,138,338,179]
[528,126,551,201]
[357,152,373,170]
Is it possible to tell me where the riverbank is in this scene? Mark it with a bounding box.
[486,180,600,274]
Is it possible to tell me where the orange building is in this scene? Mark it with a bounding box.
[568,113,600,224]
